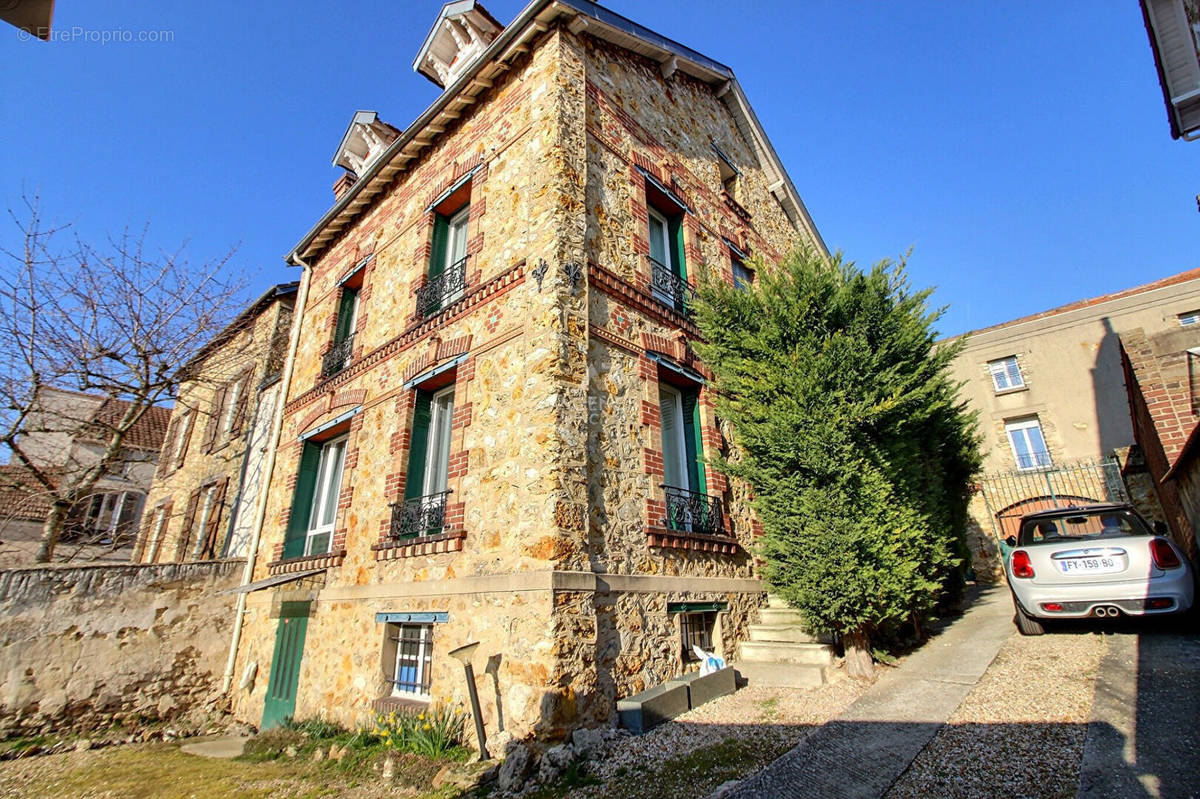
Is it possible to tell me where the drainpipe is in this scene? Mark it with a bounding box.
[221,253,313,693]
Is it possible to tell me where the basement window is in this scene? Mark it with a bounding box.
[388,623,434,699]
[670,601,726,662]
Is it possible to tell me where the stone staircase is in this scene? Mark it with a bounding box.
[734,595,837,689]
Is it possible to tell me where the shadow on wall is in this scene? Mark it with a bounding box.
[1092,316,1132,458]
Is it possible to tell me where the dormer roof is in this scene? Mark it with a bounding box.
[413,1,504,88]
[333,111,402,176]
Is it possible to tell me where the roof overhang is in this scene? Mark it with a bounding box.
[1,0,54,40]
[285,0,827,265]
[1140,0,1200,140]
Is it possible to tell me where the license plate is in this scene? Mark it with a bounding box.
[1058,557,1120,574]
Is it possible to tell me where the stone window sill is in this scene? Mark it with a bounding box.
[373,528,466,560]
[268,549,346,575]
[993,385,1029,397]
[646,526,740,554]
[371,695,430,716]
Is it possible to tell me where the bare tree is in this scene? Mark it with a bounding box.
[0,192,248,562]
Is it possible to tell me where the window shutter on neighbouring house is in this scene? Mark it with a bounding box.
[156,419,178,478]
[177,488,202,560]
[681,391,706,494]
[229,373,252,436]
[174,412,195,470]
[405,392,434,501]
[200,478,229,558]
[201,386,226,453]
[428,215,449,279]
[282,443,323,559]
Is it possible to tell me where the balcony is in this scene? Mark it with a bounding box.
[649,257,694,315]
[389,490,452,540]
[321,334,354,378]
[661,485,724,535]
[417,256,468,318]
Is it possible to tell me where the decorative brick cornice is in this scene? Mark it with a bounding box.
[373,529,466,560]
[646,526,740,555]
[285,261,525,416]
[587,262,698,335]
[268,549,346,575]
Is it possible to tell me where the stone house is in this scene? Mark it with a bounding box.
[946,268,1200,574]
[0,387,170,566]
[1121,323,1200,564]
[132,283,297,564]
[226,0,825,741]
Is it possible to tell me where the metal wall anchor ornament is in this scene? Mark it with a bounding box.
[563,261,582,289]
[532,258,549,291]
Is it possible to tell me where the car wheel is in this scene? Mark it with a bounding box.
[1013,598,1045,636]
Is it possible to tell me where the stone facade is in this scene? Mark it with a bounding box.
[0,560,243,737]
[133,284,296,564]
[947,269,1200,575]
[229,2,821,744]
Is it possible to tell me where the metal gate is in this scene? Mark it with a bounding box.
[977,456,1129,545]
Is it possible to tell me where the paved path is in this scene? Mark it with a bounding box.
[721,586,1014,799]
[179,735,250,759]
[1078,624,1200,799]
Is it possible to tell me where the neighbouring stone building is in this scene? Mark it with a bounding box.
[133,283,297,564]
[947,268,1200,575]
[1121,323,1200,564]
[0,387,171,566]
[226,0,825,742]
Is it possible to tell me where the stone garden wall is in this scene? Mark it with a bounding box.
[0,559,243,737]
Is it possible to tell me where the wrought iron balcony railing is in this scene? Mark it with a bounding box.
[649,257,694,315]
[389,490,452,540]
[417,256,468,318]
[661,485,724,535]
[321,334,354,378]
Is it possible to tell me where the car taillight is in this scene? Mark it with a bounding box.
[1011,550,1035,578]
[1150,538,1182,569]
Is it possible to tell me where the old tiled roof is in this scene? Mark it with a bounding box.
[86,399,173,451]
[0,465,53,522]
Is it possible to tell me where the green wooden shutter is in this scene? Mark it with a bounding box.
[404,391,433,501]
[283,443,322,559]
[334,288,357,344]
[669,214,686,281]
[428,215,449,280]
[681,390,706,494]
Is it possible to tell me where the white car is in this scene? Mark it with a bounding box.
[1004,503,1194,635]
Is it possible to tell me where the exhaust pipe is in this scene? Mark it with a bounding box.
[1094,606,1120,618]
[1095,607,1109,617]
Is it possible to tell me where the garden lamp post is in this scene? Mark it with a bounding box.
[448,641,489,759]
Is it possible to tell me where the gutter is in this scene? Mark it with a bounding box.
[220,253,313,693]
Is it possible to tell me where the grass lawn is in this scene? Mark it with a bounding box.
[0,742,467,799]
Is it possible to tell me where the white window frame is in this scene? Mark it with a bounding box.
[171,407,191,464]
[1006,417,1052,471]
[988,356,1025,393]
[145,505,169,563]
[220,376,244,440]
[190,483,220,559]
[658,384,689,491]
[1179,310,1200,327]
[305,435,348,555]
[390,622,434,700]
[422,387,455,497]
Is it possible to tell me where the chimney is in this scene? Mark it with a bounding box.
[333,172,358,201]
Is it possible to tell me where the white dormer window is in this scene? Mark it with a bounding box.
[1179,310,1200,326]
[413,1,503,89]
[333,111,401,177]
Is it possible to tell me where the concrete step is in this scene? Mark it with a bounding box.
[748,624,824,644]
[734,661,826,689]
[766,594,791,609]
[738,640,836,666]
[757,607,808,626]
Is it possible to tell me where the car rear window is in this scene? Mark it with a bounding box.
[1018,510,1150,546]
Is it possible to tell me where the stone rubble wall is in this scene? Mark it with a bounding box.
[0,559,244,737]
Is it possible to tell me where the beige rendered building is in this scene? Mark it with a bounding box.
[225,0,824,741]
[948,268,1200,573]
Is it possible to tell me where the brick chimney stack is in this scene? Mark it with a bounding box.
[333,172,358,201]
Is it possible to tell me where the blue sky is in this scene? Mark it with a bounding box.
[2,1,1195,336]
